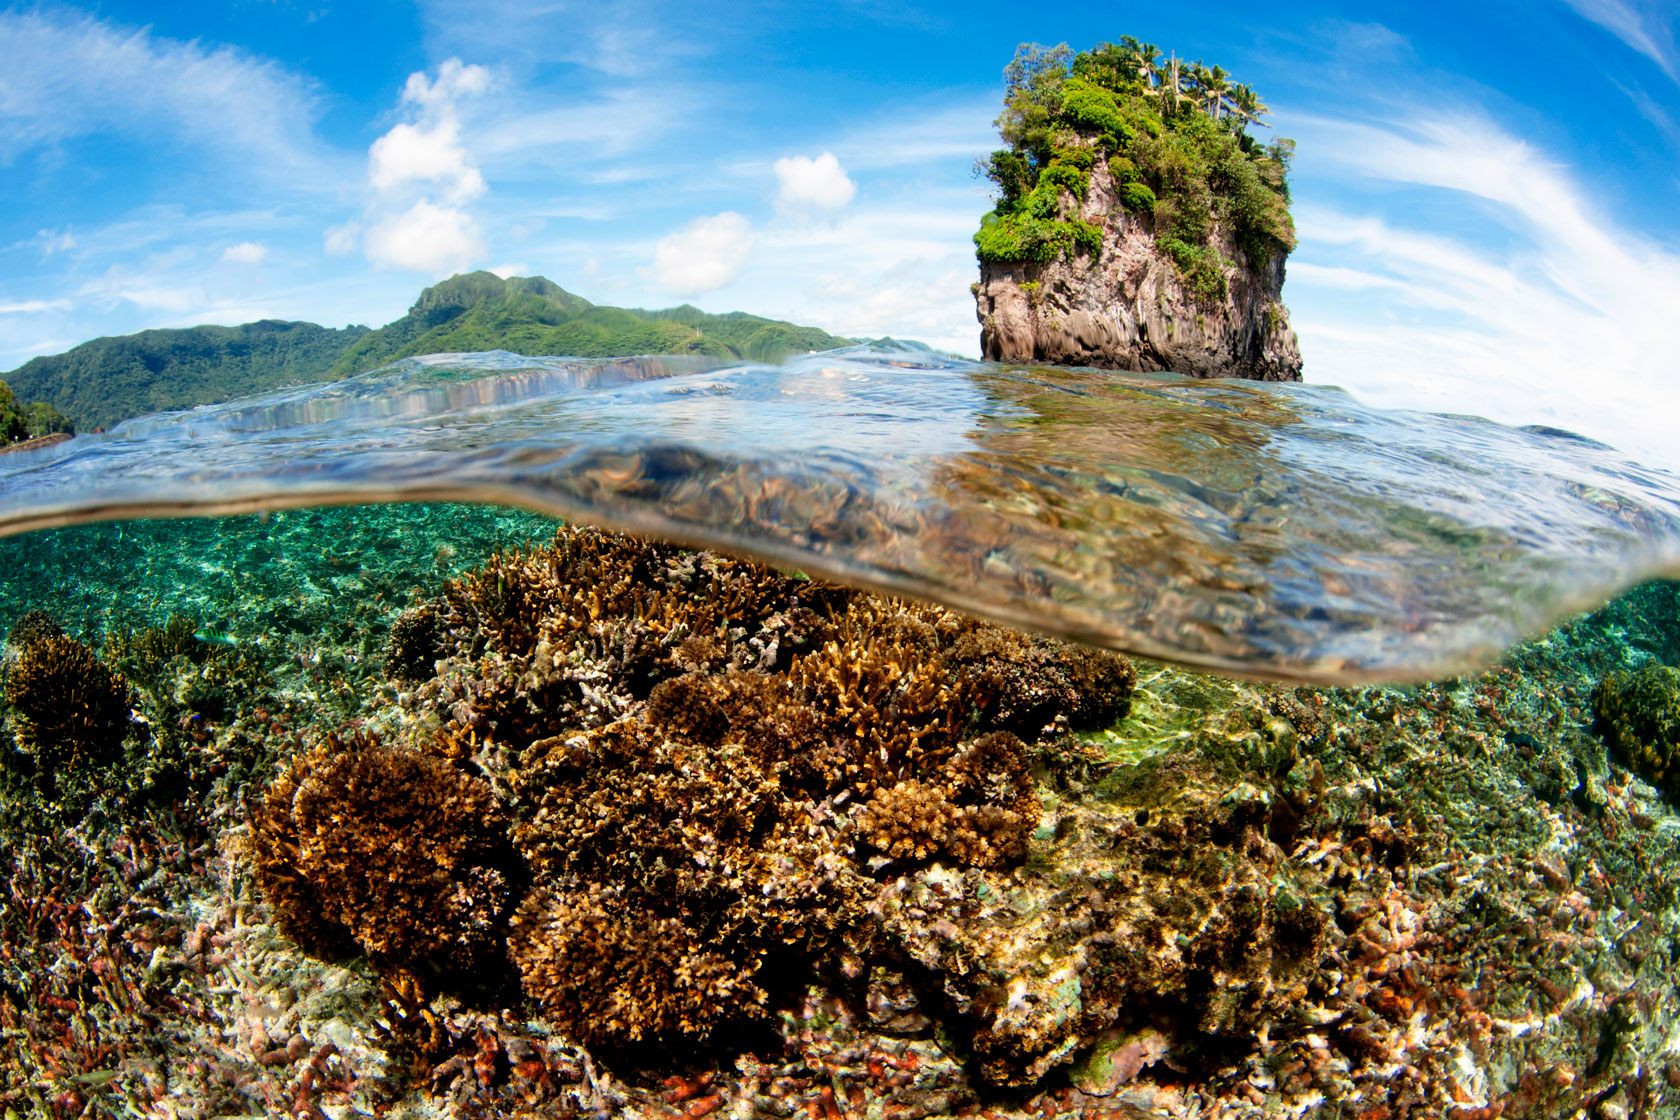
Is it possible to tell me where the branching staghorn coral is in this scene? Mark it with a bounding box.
[247,729,523,980]
[254,524,1140,1054]
[3,615,131,785]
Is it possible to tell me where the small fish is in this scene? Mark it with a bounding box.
[193,627,238,647]
[70,1070,119,1086]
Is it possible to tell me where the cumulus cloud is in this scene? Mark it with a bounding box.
[335,58,491,273]
[654,212,755,294]
[774,151,857,212]
[0,9,320,169]
[364,200,485,274]
[220,241,267,264]
[368,59,490,203]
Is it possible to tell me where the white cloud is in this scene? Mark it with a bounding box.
[323,222,360,256]
[367,60,490,204]
[343,58,491,273]
[0,299,71,314]
[489,263,530,279]
[399,55,492,111]
[774,151,857,212]
[0,9,321,170]
[33,229,76,257]
[220,241,268,264]
[365,200,484,273]
[417,0,705,78]
[1286,112,1680,471]
[369,120,487,203]
[1560,0,1678,80]
[654,212,754,295]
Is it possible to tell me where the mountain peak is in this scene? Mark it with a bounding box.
[410,271,594,318]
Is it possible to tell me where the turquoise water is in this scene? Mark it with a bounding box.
[2,350,1679,1118]
[2,345,1677,683]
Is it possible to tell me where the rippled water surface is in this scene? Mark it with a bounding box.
[2,345,1677,682]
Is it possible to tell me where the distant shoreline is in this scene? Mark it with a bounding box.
[0,432,72,457]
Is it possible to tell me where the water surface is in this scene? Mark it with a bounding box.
[2,345,1676,683]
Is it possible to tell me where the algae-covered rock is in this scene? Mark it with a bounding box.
[1593,662,1680,797]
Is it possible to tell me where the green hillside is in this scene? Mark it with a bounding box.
[326,272,850,377]
[3,273,852,432]
[3,320,369,433]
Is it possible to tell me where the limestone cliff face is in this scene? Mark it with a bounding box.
[974,158,1302,381]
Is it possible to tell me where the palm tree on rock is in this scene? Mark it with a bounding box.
[1131,41,1162,95]
[1164,53,1195,117]
[1231,83,1271,132]
[1203,64,1231,120]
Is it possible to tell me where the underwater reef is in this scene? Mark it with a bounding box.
[0,513,1678,1119]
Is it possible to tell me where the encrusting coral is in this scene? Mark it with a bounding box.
[384,601,448,683]
[247,728,523,981]
[1593,661,1680,798]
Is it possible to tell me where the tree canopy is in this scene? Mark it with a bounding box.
[975,37,1296,298]
[0,379,72,446]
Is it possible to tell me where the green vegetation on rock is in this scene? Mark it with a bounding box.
[1593,662,1680,798]
[3,272,852,431]
[974,36,1296,292]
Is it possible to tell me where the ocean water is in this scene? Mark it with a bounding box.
[2,348,1679,1118]
[4,345,1678,682]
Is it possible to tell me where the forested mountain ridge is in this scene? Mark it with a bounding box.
[2,320,371,433]
[325,272,850,378]
[3,273,852,431]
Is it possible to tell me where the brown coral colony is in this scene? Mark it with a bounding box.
[255,524,1136,1058]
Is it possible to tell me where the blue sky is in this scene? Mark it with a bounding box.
[2,0,1678,467]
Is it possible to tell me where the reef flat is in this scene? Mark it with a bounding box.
[0,508,1676,1119]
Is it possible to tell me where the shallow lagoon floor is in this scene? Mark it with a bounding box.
[1,504,1678,1120]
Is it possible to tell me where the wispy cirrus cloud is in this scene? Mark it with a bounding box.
[1559,0,1679,81]
[1285,111,1680,470]
[0,8,325,170]
[417,0,708,78]
[0,299,71,314]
